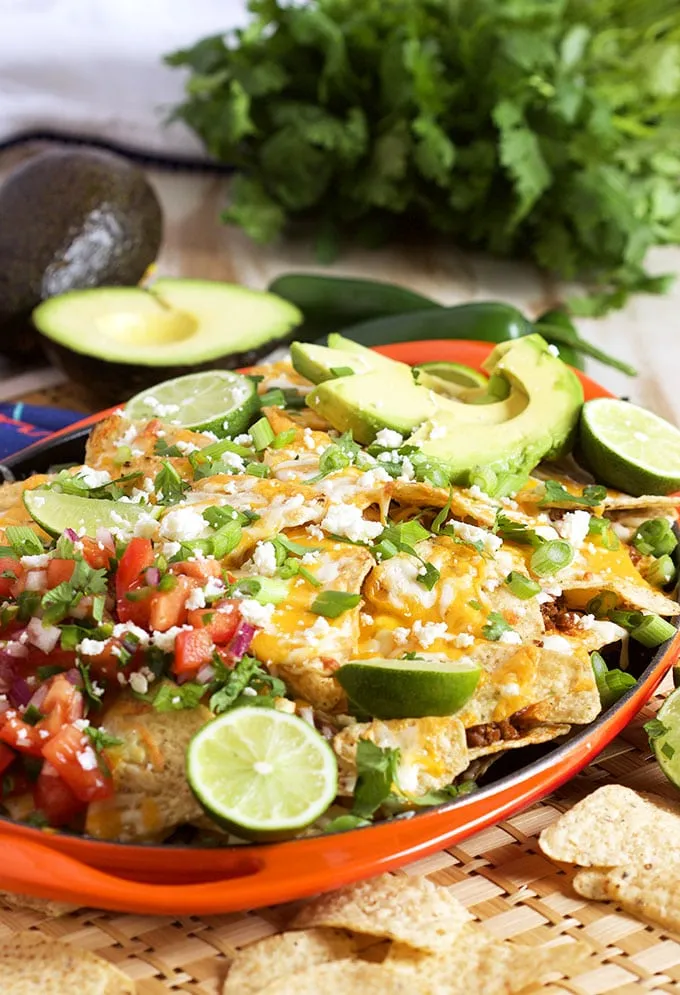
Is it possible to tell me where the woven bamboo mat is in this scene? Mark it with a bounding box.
[0,681,677,994]
[3,383,679,992]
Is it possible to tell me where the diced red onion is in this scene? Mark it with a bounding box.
[9,676,32,708]
[64,528,79,542]
[27,683,49,711]
[24,570,47,591]
[65,668,82,686]
[226,620,256,662]
[0,654,17,693]
[26,617,61,654]
[96,527,115,550]
[196,663,216,685]
[145,567,161,587]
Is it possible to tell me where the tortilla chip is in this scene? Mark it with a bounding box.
[256,960,413,995]
[386,925,588,994]
[333,716,469,797]
[389,480,498,527]
[602,492,680,512]
[574,863,680,934]
[0,891,77,916]
[457,644,600,728]
[0,931,134,993]
[539,785,680,867]
[292,874,471,953]
[467,724,570,761]
[223,929,356,995]
[486,584,545,642]
[562,577,679,617]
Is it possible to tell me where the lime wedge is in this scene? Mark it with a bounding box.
[336,657,481,720]
[580,398,680,496]
[124,370,259,437]
[649,688,680,790]
[24,490,160,539]
[187,707,337,840]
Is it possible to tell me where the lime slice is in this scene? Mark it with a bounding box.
[415,361,488,389]
[187,707,337,840]
[336,658,481,720]
[124,370,259,437]
[24,490,160,538]
[649,688,680,790]
[580,398,680,496]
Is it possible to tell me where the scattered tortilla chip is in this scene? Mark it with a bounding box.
[539,784,680,867]
[0,931,134,993]
[389,480,498,527]
[601,492,680,512]
[292,874,471,953]
[562,577,679,617]
[0,891,77,917]
[386,924,589,994]
[257,959,413,995]
[467,724,570,760]
[574,863,680,934]
[223,929,356,995]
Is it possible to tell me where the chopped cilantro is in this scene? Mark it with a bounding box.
[154,439,183,457]
[77,661,103,712]
[352,740,401,820]
[644,717,669,743]
[154,460,190,505]
[85,727,123,752]
[482,611,514,641]
[493,512,543,547]
[539,481,607,507]
[311,590,361,618]
[152,682,206,712]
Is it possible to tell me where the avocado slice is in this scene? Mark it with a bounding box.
[32,278,302,407]
[0,148,162,359]
[409,335,583,484]
[291,333,408,384]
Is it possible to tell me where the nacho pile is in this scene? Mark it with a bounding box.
[0,357,676,842]
[540,784,680,934]
[223,873,590,994]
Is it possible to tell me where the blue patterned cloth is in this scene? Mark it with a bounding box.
[0,403,84,459]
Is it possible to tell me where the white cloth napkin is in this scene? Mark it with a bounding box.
[0,0,248,159]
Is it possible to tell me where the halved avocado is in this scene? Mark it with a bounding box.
[32,278,302,406]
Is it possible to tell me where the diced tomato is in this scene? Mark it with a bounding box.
[42,674,84,726]
[46,558,75,589]
[0,742,15,775]
[187,602,240,643]
[149,575,192,632]
[173,627,214,677]
[42,725,112,803]
[85,638,132,683]
[34,761,85,826]
[116,538,153,601]
[80,536,113,571]
[1,767,30,799]
[171,558,223,581]
[0,711,45,756]
[0,557,22,598]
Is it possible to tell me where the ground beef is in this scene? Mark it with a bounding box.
[628,545,643,567]
[466,708,536,749]
[540,598,582,634]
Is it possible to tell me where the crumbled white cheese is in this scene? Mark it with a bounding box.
[534,524,561,542]
[558,510,591,550]
[185,587,206,611]
[77,748,99,771]
[428,423,447,441]
[454,632,475,648]
[161,541,182,559]
[159,507,208,542]
[152,625,192,653]
[204,576,226,599]
[237,599,276,630]
[498,630,522,645]
[307,524,324,540]
[76,466,111,488]
[320,505,383,543]
[252,541,278,577]
[398,456,415,482]
[455,522,503,554]
[233,434,252,446]
[142,477,155,494]
[129,671,149,694]
[542,634,572,654]
[141,396,180,417]
[175,440,200,455]
[357,468,391,489]
[78,638,106,656]
[302,429,316,451]
[300,551,320,565]
[133,513,160,540]
[413,620,450,648]
[391,627,410,645]
[112,622,151,645]
[375,429,404,448]
[547,343,560,357]
[20,553,50,569]
[221,451,246,473]
[305,616,331,641]
[113,423,139,448]
[499,681,521,696]
[315,560,340,583]
[24,570,47,591]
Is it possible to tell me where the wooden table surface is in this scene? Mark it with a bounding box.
[1,140,679,425]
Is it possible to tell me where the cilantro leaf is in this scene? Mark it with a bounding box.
[152,682,206,712]
[482,611,514,641]
[539,480,607,507]
[154,460,190,505]
[352,740,401,820]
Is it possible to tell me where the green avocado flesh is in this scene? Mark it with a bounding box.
[33,278,301,367]
[295,334,583,483]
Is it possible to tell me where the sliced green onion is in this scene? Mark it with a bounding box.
[311,590,362,618]
[587,516,620,550]
[5,526,44,557]
[632,518,677,558]
[529,540,574,577]
[330,366,355,378]
[298,566,323,588]
[23,704,44,726]
[504,571,541,599]
[630,613,676,648]
[645,554,676,589]
[608,608,644,630]
[380,520,429,549]
[590,650,608,686]
[601,669,637,707]
[200,437,252,461]
[260,388,286,408]
[245,462,271,478]
[417,561,440,590]
[587,590,619,618]
[114,445,133,465]
[468,466,497,495]
[271,428,297,450]
[250,417,275,451]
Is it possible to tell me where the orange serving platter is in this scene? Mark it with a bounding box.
[0,339,677,915]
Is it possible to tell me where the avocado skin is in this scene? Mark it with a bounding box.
[0,148,162,358]
[41,339,287,408]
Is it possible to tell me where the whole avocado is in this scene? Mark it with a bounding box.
[0,147,162,358]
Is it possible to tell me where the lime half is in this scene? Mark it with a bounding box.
[580,398,680,496]
[649,687,680,790]
[187,707,337,840]
[24,490,160,538]
[336,657,481,720]
[124,370,259,437]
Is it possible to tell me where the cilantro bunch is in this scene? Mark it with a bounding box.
[168,0,680,314]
